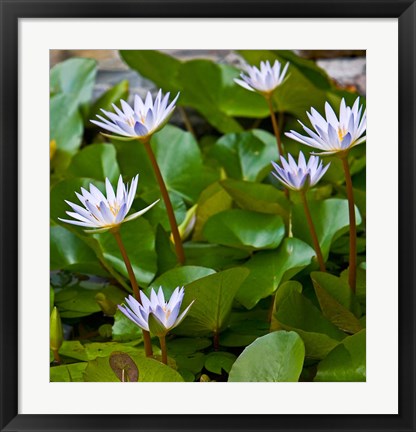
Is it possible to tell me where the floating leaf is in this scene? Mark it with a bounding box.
[292,198,362,260]
[270,281,303,332]
[50,57,97,108]
[192,182,233,241]
[119,50,181,92]
[50,94,83,171]
[274,288,346,359]
[148,266,216,299]
[174,352,206,375]
[221,178,289,219]
[183,242,250,270]
[236,238,315,309]
[84,355,183,382]
[312,272,362,319]
[174,268,250,336]
[68,143,120,183]
[167,337,212,355]
[50,363,87,382]
[50,225,103,275]
[205,352,237,375]
[228,331,305,382]
[109,351,139,382]
[59,340,142,362]
[313,281,363,334]
[314,330,366,382]
[203,209,285,251]
[55,282,126,318]
[112,310,143,342]
[210,130,278,181]
[220,308,270,347]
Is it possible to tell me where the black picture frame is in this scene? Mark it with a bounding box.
[1,1,415,431]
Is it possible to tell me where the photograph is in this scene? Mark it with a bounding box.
[49,49,367,383]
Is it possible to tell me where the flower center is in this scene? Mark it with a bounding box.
[109,203,120,216]
[162,306,171,320]
[338,127,347,141]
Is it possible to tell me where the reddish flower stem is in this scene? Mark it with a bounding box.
[265,94,289,199]
[112,229,153,357]
[265,95,284,157]
[159,335,168,365]
[300,191,326,272]
[143,139,185,265]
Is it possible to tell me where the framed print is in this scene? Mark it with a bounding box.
[1,0,415,431]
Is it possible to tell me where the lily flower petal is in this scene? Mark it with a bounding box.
[271,151,330,192]
[91,90,179,141]
[286,97,366,154]
[234,60,290,95]
[59,175,159,233]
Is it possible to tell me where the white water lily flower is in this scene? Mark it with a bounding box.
[234,60,289,95]
[90,90,179,141]
[286,97,366,155]
[118,287,194,334]
[271,151,330,191]
[59,175,159,233]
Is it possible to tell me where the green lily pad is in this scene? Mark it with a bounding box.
[50,363,87,382]
[50,225,103,276]
[183,242,250,270]
[220,178,289,219]
[68,143,120,184]
[59,340,142,362]
[236,238,315,309]
[55,282,126,318]
[203,209,285,251]
[192,182,233,241]
[50,94,83,172]
[228,331,305,382]
[50,57,97,108]
[274,288,346,359]
[314,329,366,382]
[167,337,212,355]
[210,129,278,181]
[205,352,237,375]
[292,198,362,260]
[83,355,184,382]
[174,267,250,336]
[147,266,216,298]
[112,310,144,342]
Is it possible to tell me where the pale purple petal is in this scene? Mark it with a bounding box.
[134,122,149,136]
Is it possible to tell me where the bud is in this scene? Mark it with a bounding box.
[200,374,212,382]
[50,306,63,352]
[171,204,197,243]
[50,139,57,160]
[95,292,117,316]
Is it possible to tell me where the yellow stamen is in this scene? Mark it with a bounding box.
[338,127,347,141]
[162,306,171,320]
